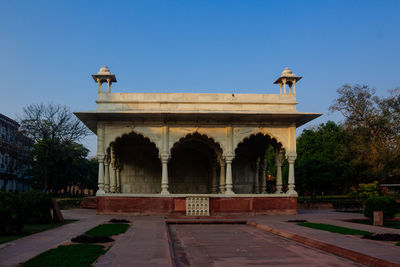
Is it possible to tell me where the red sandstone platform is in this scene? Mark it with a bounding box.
[96,195,297,215]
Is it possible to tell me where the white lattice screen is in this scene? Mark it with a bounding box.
[186,196,210,216]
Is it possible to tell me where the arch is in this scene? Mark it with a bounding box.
[106,130,161,156]
[233,133,284,194]
[234,129,286,153]
[170,132,224,161]
[111,132,162,193]
[169,132,222,194]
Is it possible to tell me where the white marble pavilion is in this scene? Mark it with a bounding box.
[75,67,320,215]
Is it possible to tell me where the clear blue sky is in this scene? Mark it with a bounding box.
[1,0,399,156]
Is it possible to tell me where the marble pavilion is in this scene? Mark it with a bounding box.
[75,67,320,215]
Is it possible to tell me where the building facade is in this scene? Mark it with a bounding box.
[75,67,320,215]
[0,113,33,192]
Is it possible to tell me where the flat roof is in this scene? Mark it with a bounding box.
[74,110,321,134]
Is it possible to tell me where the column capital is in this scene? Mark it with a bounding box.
[160,152,170,163]
[224,152,235,163]
[287,153,297,163]
[97,154,105,162]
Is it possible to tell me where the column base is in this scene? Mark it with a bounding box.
[224,190,235,195]
[286,189,298,196]
[96,189,106,196]
[160,189,170,195]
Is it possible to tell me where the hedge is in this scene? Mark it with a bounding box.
[0,191,24,234]
[364,195,397,220]
[0,190,53,234]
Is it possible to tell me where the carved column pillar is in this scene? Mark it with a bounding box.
[116,161,122,193]
[110,144,117,193]
[253,159,260,194]
[96,124,105,195]
[287,154,297,195]
[211,161,218,193]
[225,155,234,195]
[104,154,110,193]
[97,155,105,195]
[219,160,225,193]
[275,151,284,194]
[160,125,170,194]
[261,157,267,194]
[224,125,235,195]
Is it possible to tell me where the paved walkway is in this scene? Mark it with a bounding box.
[1,209,400,266]
[248,210,400,265]
[95,216,171,267]
[0,209,112,267]
[169,223,362,266]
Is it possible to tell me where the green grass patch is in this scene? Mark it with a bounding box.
[297,222,373,235]
[349,219,400,229]
[22,244,105,267]
[396,242,400,246]
[85,223,129,237]
[0,220,77,245]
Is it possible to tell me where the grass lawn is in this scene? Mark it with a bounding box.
[0,220,77,245]
[21,244,105,267]
[297,222,373,235]
[397,242,400,246]
[349,219,400,230]
[85,223,129,236]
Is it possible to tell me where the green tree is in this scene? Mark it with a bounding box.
[296,121,349,196]
[329,85,400,184]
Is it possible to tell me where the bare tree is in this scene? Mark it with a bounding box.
[20,103,90,192]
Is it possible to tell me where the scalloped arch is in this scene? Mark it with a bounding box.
[106,131,161,154]
[234,130,286,153]
[170,132,224,160]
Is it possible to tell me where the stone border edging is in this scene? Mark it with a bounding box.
[246,221,400,267]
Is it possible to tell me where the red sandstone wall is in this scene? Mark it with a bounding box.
[97,196,297,215]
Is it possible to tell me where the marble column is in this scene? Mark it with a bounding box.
[110,144,117,193]
[160,125,170,194]
[261,157,267,193]
[275,151,284,194]
[160,155,169,194]
[96,124,105,195]
[253,159,260,194]
[96,155,105,195]
[116,165,121,193]
[219,160,225,193]
[225,156,234,195]
[104,155,110,193]
[211,161,218,193]
[287,154,297,195]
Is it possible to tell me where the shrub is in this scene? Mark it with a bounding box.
[364,195,397,220]
[348,182,380,200]
[57,198,81,210]
[19,191,53,223]
[0,191,24,234]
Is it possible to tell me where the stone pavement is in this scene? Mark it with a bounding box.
[247,210,400,265]
[94,216,171,267]
[1,209,400,266]
[0,209,113,267]
[169,223,362,266]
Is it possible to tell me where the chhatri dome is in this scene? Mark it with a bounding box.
[98,66,111,75]
[281,67,296,77]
